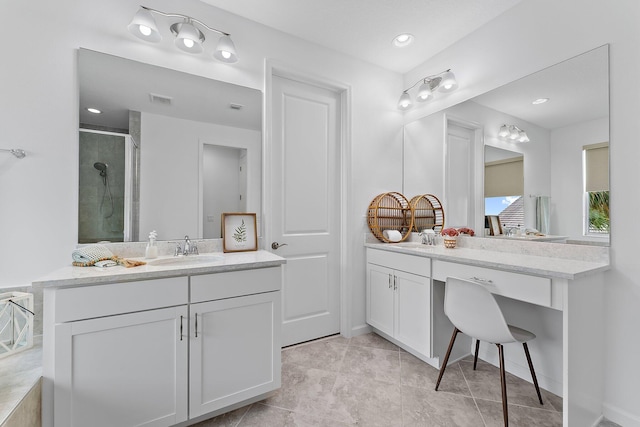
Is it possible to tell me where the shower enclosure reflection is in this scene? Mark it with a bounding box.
[78,129,134,243]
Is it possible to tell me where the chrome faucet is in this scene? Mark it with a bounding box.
[183,235,198,256]
[173,235,199,256]
[419,229,436,245]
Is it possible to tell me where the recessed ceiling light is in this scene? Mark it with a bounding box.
[86,107,102,114]
[532,98,549,105]
[393,33,414,47]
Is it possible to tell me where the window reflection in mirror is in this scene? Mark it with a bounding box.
[484,146,523,232]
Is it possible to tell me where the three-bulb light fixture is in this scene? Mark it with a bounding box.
[498,124,530,143]
[397,69,458,110]
[128,6,238,63]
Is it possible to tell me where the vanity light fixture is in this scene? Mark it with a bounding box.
[397,69,458,110]
[498,124,529,143]
[128,6,238,63]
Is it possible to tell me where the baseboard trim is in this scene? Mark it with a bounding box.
[350,324,372,338]
[603,402,640,427]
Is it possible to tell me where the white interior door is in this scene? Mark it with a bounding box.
[270,74,341,346]
[445,122,476,228]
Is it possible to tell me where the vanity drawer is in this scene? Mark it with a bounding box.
[432,261,551,307]
[53,276,189,323]
[367,248,431,277]
[191,267,281,303]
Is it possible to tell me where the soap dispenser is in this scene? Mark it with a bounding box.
[145,230,158,259]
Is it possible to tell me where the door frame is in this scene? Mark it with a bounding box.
[264,59,352,339]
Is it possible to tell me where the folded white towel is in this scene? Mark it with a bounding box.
[383,229,403,242]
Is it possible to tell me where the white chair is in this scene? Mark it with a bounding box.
[435,277,543,427]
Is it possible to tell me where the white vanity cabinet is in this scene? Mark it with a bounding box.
[43,262,283,427]
[366,248,432,358]
[50,277,189,427]
[189,268,281,418]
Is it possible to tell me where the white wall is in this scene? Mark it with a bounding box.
[550,117,609,241]
[140,113,260,241]
[403,0,640,424]
[0,0,404,343]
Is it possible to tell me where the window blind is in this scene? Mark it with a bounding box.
[584,142,609,192]
[484,157,524,197]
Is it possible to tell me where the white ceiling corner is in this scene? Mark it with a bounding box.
[199,0,524,74]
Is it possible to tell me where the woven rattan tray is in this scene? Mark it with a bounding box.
[367,192,413,242]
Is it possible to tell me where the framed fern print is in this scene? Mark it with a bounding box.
[221,213,258,252]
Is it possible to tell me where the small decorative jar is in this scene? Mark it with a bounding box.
[443,236,457,249]
[441,227,460,249]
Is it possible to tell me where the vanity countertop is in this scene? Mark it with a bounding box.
[32,250,285,289]
[365,239,609,280]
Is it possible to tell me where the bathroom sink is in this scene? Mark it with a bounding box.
[393,242,436,249]
[148,255,223,266]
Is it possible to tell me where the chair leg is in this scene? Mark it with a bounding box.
[522,342,544,405]
[435,327,460,391]
[497,344,509,427]
[473,339,480,370]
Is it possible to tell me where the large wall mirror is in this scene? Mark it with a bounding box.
[403,45,609,245]
[78,49,262,243]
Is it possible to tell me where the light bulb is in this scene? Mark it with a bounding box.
[183,38,194,48]
[139,25,151,36]
[438,70,458,93]
[417,81,433,102]
[509,127,520,140]
[221,51,231,59]
[498,125,510,138]
[398,92,412,110]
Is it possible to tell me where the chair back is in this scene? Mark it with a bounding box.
[444,277,516,344]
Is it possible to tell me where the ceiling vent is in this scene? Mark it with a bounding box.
[149,93,173,106]
[230,103,244,110]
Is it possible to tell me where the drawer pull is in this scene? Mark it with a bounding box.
[180,315,183,341]
[470,276,494,284]
[195,313,198,338]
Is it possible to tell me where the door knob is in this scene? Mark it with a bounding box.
[271,242,288,250]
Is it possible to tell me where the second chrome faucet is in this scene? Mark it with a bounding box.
[174,235,199,256]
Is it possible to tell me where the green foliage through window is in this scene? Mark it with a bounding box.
[588,191,609,234]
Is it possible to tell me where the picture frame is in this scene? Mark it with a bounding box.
[487,215,503,236]
[221,213,258,253]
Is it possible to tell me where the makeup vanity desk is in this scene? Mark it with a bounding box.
[364,236,609,427]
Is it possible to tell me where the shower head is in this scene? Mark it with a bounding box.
[94,162,108,172]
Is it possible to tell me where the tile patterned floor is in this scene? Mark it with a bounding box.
[194,333,620,427]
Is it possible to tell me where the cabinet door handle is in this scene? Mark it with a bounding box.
[194,313,198,338]
[180,315,183,341]
[394,275,397,291]
[388,274,392,289]
[471,276,494,284]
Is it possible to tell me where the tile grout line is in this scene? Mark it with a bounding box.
[458,360,489,427]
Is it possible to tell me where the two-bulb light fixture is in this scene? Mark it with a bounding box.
[498,124,530,143]
[397,69,458,110]
[128,6,238,63]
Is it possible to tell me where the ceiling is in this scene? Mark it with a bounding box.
[472,46,609,130]
[79,49,262,131]
[200,0,523,74]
